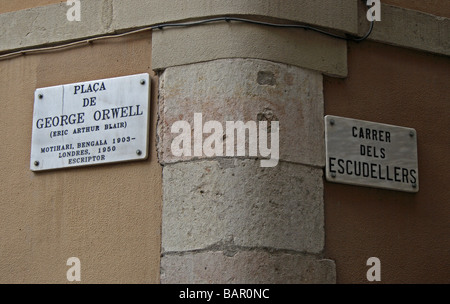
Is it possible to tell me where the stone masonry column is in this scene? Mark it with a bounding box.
[153,19,343,283]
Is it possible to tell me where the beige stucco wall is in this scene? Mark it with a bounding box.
[0,32,162,283]
[324,40,450,284]
[0,0,64,13]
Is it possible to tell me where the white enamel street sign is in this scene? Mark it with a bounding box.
[30,73,150,171]
[325,115,419,193]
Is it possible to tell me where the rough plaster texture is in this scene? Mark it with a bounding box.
[161,251,336,284]
[0,32,162,283]
[0,0,64,14]
[324,41,450,283]
[158,59,325,167]
[162,159,324,254]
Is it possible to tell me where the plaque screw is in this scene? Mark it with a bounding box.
[34,161,40,166]
[136,150,142,156]
[409,131,414,137]
[331,172,336,178]
[38,94,43,99]
[330,119,335,126]
[412,183,417,189]
[140,79,146,85]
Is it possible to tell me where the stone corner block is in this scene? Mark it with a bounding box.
[161,251,336,284]
[152,22,348,77]
[162,159,325,254]
[157,58,325,167]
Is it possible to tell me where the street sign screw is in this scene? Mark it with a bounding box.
[331,172,336,178]
[38,94,43,99]
[410,131,414,137]
[412,183,417,188]
[330,119,335,126]
[140,79,146,85]
[34,161,39,166]
[136,150,142,156]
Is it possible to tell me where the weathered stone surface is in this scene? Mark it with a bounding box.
[152,22,348,76]
[161,250,336,284]
[158,58,325,167]
[162,159,324,254]
[0,1,113,52]
[1,1,448,57]
[113,0,359,35]
[360,3,450,56]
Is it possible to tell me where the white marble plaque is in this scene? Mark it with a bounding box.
[30,73,150,171]
[325,115,419,192]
